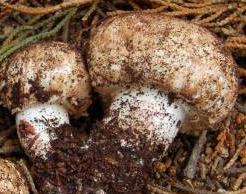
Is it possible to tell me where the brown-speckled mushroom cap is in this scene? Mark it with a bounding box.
[0,41,91,117]
[0,159,29,194]
[88,13,238,132]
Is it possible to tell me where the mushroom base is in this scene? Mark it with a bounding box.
[103,86,187,148]
[16,103,69,160]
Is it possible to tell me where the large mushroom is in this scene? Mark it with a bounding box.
[83,12,238,192]
[88,12,238,148]
[0,41,91,160]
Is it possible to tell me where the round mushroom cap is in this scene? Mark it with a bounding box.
[0,41,91,116]
[0,159,29,194]
[88,12,238,131]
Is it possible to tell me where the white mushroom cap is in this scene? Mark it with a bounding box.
[0,41,91,117]
[88,13,238,132]
[0,159,29,194]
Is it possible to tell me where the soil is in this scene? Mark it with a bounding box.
[32,118,163,194]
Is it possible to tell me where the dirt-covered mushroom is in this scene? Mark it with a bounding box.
[0,41,91,160]
[88,12,238,149]
[0,159,29,194]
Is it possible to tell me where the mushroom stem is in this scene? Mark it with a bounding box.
[16,103,69,160]
[104,86,187,151]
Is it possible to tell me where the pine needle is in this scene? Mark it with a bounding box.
[0,0,94,15]
[0,8,77,63]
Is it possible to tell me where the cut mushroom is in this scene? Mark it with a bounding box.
[0,41,91,159]
[0,159,29,194]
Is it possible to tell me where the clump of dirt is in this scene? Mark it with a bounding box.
[32,120,161,194]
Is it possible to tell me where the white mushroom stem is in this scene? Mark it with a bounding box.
[16,103,69,160]
[103,86,188,150]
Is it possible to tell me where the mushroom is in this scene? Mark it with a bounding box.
[0,159,29,194]
[88,12,238,154]
[0,41,91,160]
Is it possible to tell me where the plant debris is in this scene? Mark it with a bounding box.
[183,130,208,179]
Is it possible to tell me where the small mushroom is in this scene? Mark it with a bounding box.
[0,41,91,159]
[0,159,29,194]
[88,12,238,150]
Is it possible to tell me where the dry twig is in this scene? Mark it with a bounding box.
[184,130,207,179]
[147,184,180,194]
[224,136,246,170]
[171,182,219,194]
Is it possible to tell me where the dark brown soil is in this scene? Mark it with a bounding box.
[32,120,162,194]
